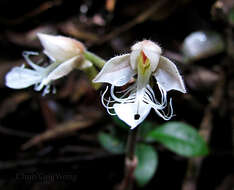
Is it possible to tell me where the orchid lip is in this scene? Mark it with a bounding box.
[101,82,173,129]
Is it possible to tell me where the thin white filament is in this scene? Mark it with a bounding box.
[23,51,45,73]
[101,86,116,115]
[101,80,174,121]
[110,85,136,103]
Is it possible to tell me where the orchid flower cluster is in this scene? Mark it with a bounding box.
[5,34,186,129]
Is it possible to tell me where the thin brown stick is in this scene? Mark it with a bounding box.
[117,128,139,190]
[0,125,35,138]
[91,0,169,46]
[182,71,225,190]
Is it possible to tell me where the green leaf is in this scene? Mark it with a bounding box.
[147,122,209,157]
[228,8,234,25]
[134,144,158,187]
[139,122,158,143]
[98,132,125,154]
[112,116,129,130]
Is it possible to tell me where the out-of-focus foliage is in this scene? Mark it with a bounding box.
[134,144,158,187]
[147,122,209,157]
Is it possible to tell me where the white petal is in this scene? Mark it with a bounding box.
[131,40,162,54]
[5,67,42,89]
[93,54,135,86]
[113,101,151,129]
[153,56,186,93]
[130,49,141,70]
[37,33,85,62]
[143,49,160,72]
[41,56,79,85]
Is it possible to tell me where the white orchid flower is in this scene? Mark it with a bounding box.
[5,33,86,95]
[93,40,186,129]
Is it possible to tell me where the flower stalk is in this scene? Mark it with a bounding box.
[81,61,102,89]
[119,128,139,190]
[126,127,138,160]
[84,51,106,69]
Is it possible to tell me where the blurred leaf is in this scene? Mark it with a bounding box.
[139,122,158,143]
[98,132,125,154]
[182,30,224,62]
[147,122,209,157]
[228,8,234,25]
[134,144,158,187]
[112,116,129,130]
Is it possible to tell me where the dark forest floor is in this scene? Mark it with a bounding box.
[0,0,233,189]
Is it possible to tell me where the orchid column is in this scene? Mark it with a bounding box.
[93,40,186,189]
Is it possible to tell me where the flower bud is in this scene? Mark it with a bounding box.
[37,33,85,62]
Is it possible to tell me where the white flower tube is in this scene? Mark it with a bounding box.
[93,40,186,129]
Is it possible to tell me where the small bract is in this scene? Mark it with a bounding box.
[93,40,186,129]
[5,33,87,95]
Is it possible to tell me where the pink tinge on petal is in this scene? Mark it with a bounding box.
[37,33,85,62]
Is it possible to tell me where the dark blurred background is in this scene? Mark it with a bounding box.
[0,0,233,189]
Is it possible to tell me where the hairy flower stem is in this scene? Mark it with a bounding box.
[120,128,139,190]
[84,51,106,69]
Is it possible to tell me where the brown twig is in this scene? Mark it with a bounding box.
[0,125,35,138]
[21,109,101,150]
[0,0,62,25]
[182,71,225,190]
[0,152,115,171]
[216,174,234,190]
[39,99,57,129]
[91,0,170,46]
[0,92,31,119]
[106,0,117,12]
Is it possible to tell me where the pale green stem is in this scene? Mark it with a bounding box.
[84,51,106,69]
[83,65,102,89]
